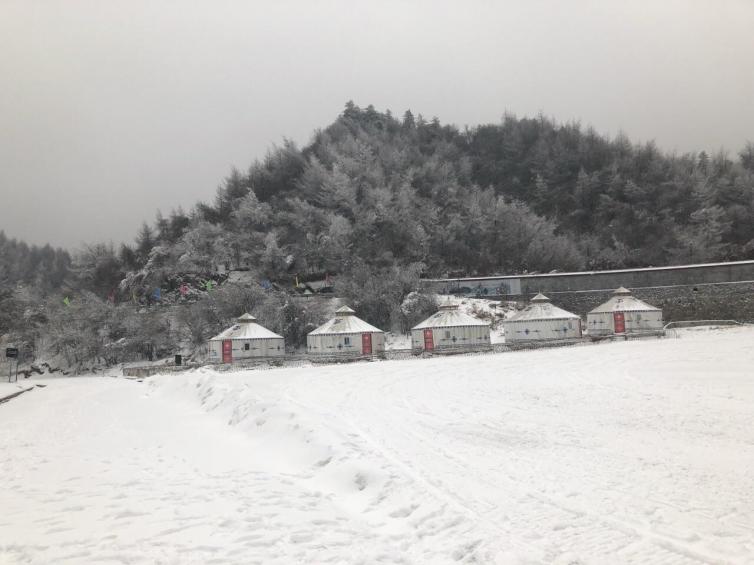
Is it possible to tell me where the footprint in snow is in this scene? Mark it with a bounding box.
[354,472,368,491]
[315,456,332,467]
[390,504,419,518]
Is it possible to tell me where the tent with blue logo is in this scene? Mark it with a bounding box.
[502,293,581,343]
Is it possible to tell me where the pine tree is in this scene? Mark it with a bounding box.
[402,109,415,129]
[135,222,155,261]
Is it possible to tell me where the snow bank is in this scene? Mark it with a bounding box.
[2,327,754,563]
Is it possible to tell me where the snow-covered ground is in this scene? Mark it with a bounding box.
[385,332,412,350]
[2,327,754,564]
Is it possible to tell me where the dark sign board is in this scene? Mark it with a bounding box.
[5,347,19,359]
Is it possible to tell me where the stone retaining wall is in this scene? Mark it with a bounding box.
[504,281,754,322]
[425,260,754,300]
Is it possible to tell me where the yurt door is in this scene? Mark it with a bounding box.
[613,312,626,334]
[361,333,372,355]
[423,328,434,351]
[222,339,233,363]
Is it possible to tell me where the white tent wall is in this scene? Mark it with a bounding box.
[307,332,385,356]
[410,325,491,351]
[587,310,664,336]
[208,337,286,362]
[503,318,582,343]
[209,340,223,360]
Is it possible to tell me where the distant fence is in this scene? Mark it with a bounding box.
[663,319,744,330]
[122,364,199,378]
[662,319,747,339]
[78,320,754,379]
[121,331,677,378]
[117,320,754,379]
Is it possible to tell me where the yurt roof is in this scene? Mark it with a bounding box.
[506,294,580,322]
[589,288,661,314]
[237,313,257,322]
[309,305,384,335]
[412,304,490,330]
[210,313,284,341]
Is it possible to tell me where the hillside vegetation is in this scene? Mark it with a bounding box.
[2,102,754,368]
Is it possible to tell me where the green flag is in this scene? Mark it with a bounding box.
[63,296,71,307]
[205,280,214,291]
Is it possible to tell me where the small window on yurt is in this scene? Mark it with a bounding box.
[344,336,351,346]
[444,330,451,339]
[637,313,642,321]
[244,343,250,351]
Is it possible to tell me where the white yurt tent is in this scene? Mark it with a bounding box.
[307,306,385,357]
[503,293,581,343]
[411,304,491,352]
[209,313,285,363]
[587,287,663,337]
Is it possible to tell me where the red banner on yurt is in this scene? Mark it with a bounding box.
[361,333,372,355]
[423,328,434,351]
[613,312,626,334]
[222,339,233,363]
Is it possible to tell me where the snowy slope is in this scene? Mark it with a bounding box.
[2,328,754,563]
[443,295,516,344]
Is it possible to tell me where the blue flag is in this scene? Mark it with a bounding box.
[152,287,161,301]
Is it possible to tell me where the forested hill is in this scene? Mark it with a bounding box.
[127,101,754,285]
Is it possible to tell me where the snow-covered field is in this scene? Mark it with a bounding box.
[2,328,754,564]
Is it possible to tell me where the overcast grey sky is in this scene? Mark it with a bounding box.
[1,0,752,249]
